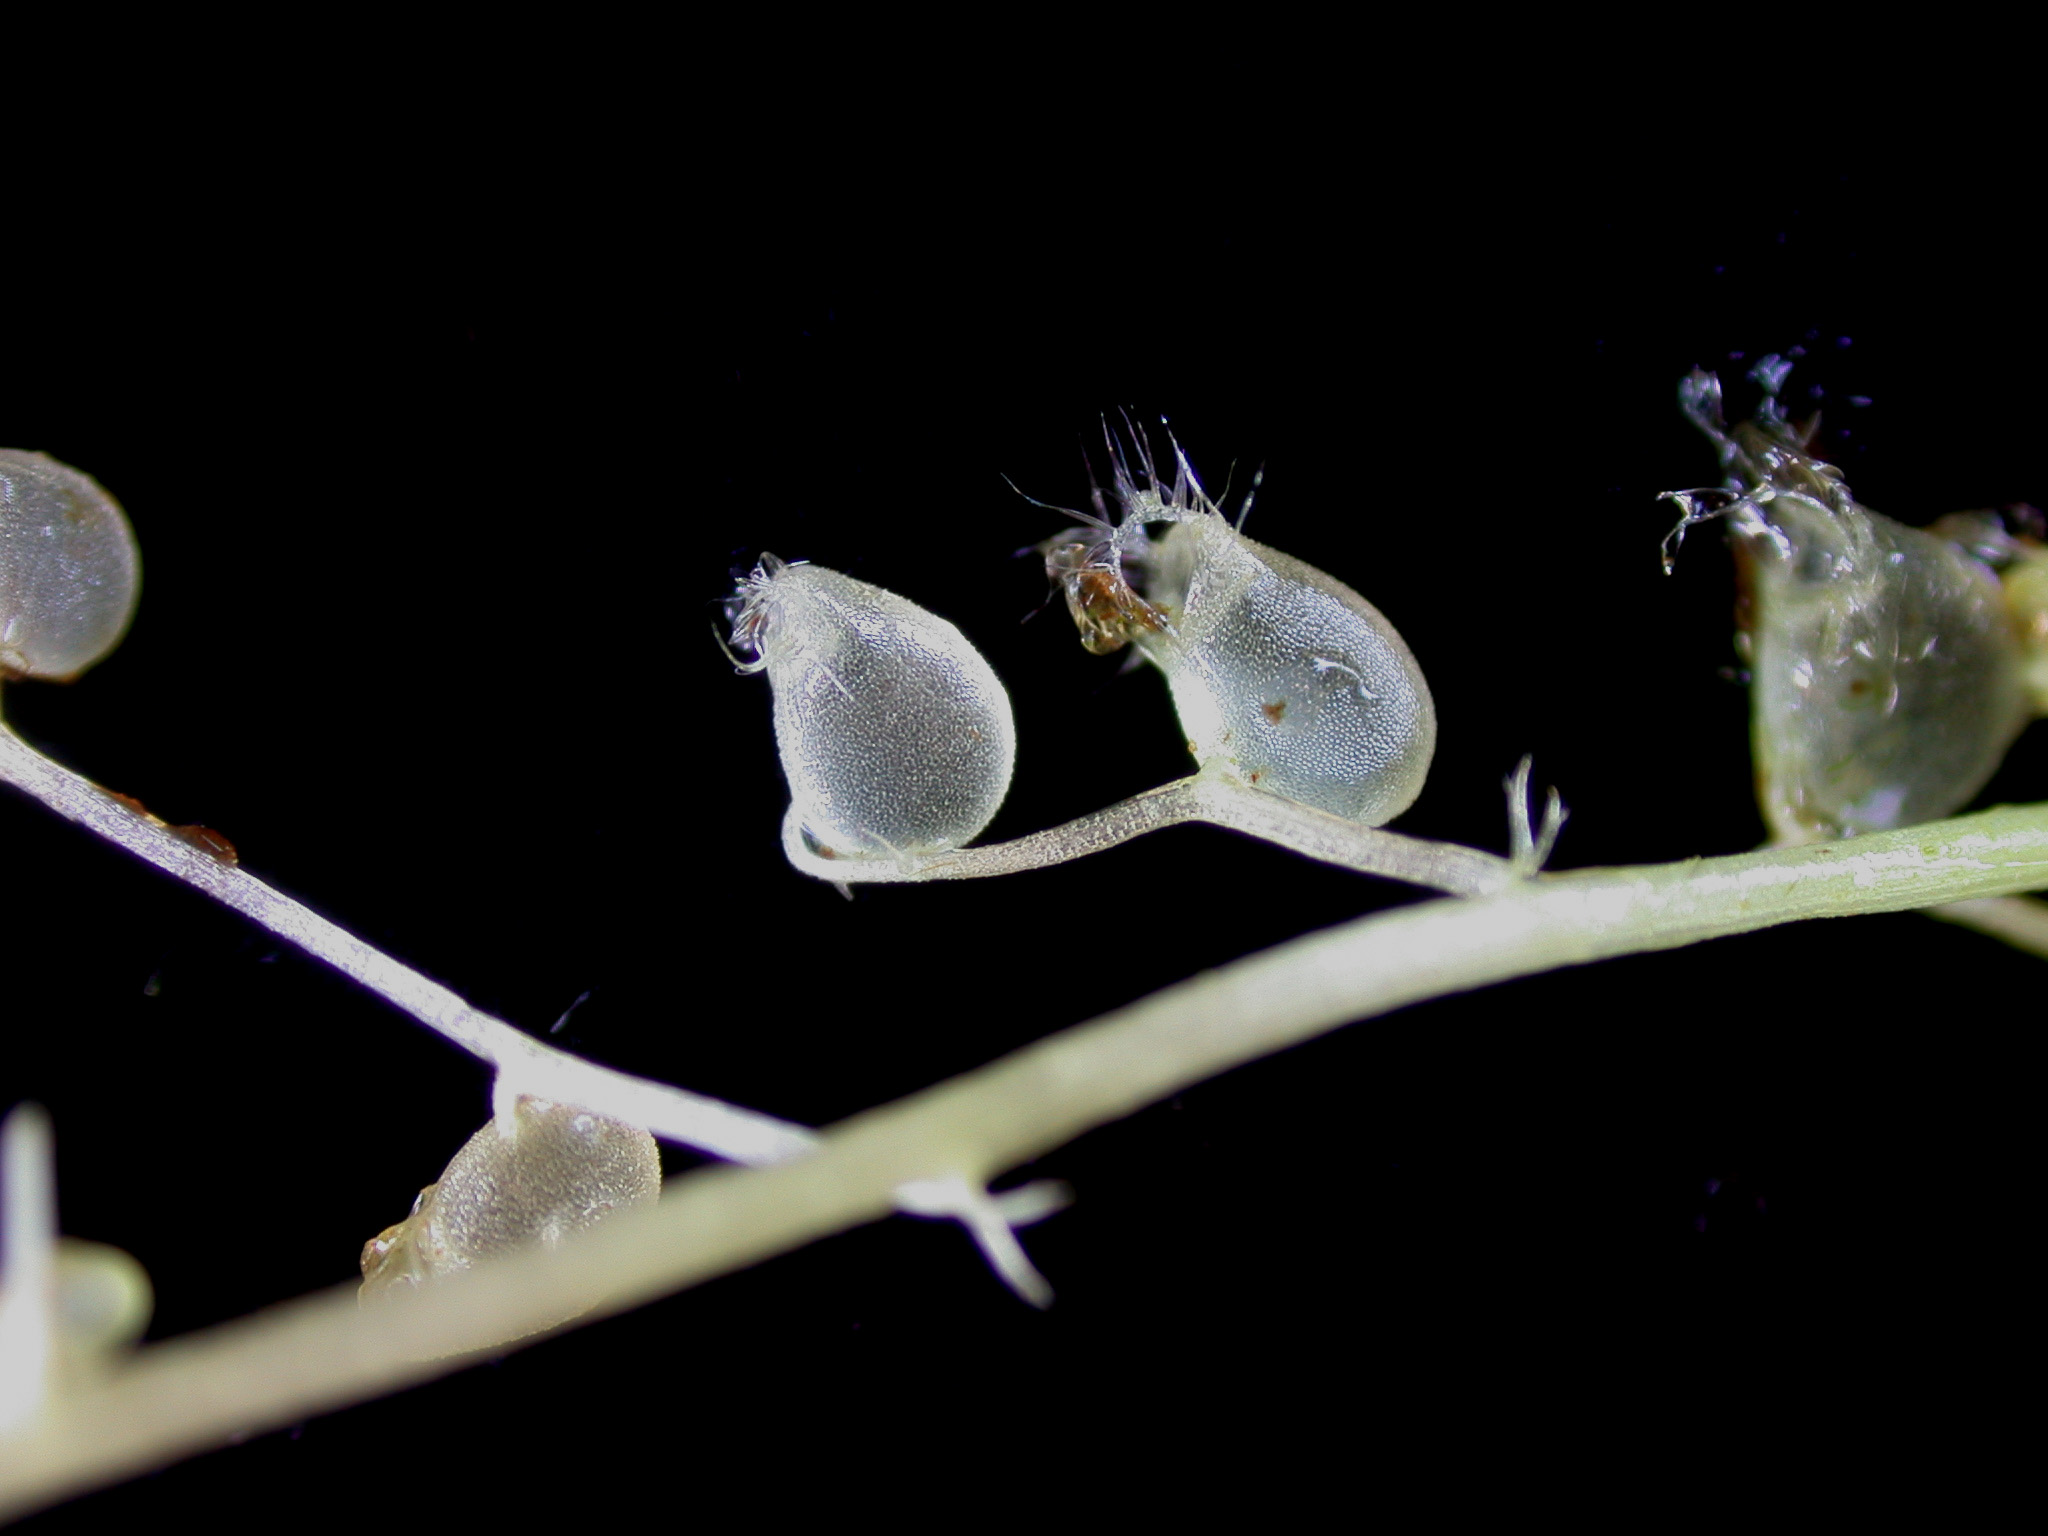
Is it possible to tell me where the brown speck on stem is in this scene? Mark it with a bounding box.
[171,825,240,866]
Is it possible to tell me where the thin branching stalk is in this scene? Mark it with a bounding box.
[0,721,814,1166]
[5,799,2045,1521]
[0,722,1067,1301]
[781,772,1520,895]
[1927,892,2048,959]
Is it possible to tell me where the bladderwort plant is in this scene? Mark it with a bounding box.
[3,404,2047,1521]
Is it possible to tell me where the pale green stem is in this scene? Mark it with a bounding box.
[0,1105,56,1435]
[6,800,2045,1521]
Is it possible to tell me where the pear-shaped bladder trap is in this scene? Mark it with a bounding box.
[1044,429,1435,827]
[1668,369,2034,842]
[0,450,142,683]
[359,1097,660,1304]
[727,556,1017,862]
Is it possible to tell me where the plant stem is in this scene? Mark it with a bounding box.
[0,721,1061,1304]
[1927,893,2048,959]
[6,798,2044,1520]
[0,720,814,1165]
[782,773,1519,895]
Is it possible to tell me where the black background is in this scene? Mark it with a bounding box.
[7,144,2041,1517]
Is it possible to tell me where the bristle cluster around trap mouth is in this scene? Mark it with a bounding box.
[1096,419,1214,531]
[724,553,795,674]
